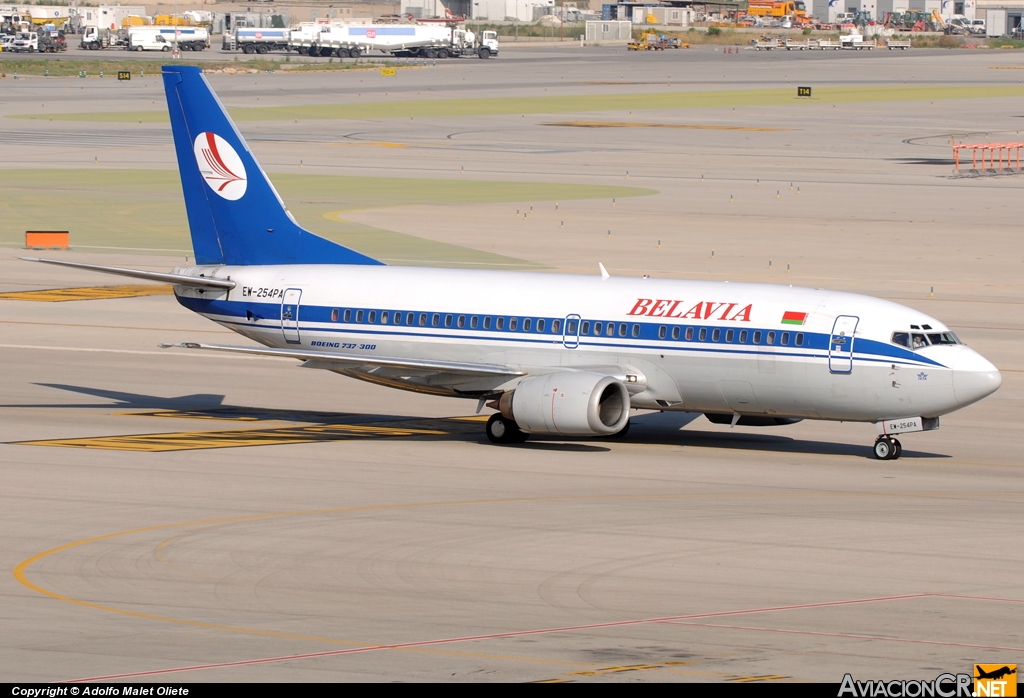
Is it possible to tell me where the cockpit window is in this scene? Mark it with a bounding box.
[903,331,960,350]
[927,332,959,346]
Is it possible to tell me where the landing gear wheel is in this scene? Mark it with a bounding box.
[892,439,902,460]
[873,436,897,460]
[486,414,528,444]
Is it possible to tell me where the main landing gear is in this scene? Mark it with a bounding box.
[486,413,529,444]
[873,435,902,460]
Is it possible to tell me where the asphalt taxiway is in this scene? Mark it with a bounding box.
[1,46,1022,682]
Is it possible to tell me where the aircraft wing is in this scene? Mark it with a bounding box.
[159,342,525,377]
[22,258,235,291]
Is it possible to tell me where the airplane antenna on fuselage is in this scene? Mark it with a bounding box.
[599,263,610,280]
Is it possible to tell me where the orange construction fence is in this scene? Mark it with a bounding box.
[952,141,1024,172]
[25,231,70,249]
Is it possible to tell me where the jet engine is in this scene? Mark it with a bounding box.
[500,372,630,436]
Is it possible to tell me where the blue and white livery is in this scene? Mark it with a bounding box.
[27,66,1002,460]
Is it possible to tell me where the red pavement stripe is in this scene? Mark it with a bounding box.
[65,592,933,682]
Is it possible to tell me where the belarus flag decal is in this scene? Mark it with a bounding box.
[781,311,807,325]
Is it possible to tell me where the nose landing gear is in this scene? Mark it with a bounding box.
[873,435,902,460]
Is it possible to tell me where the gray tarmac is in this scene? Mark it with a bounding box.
[1,46,1023,683]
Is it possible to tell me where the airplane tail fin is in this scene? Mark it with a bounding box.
[162,65,381,267]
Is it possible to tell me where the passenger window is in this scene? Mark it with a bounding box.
[671,326,680,340]
[368,310,377,324]
[606,323,615,337]
[538,319,546,333]
[911,333,927,349]
[407,312,415,325]
[432,314,440,327]
[523,318,532,332]
[510,318,518,331]
[753,331,762,344]
[891,332,910,348]
[795,332,804,346]
[685,327,694,340]
[566,319,577,334]
[631,324,640,338]
[356,310,364,323]
[496,317,505,330]
[551,319,560,333]
[470,316,478,329]
[739,330,747,343]
[381,311,389,324]
[712,328,721,342]
[395,312,402,325]
[419,313,427,326]
[457,315,465,328]
[726,329,734,343]
[618,323,627,337]
[767,331,776,345]
[580,321,589,335]
[781,332,789,346]
[444,314,453,328]
[594,322,603,335]
[699,328,707,341]
[331,308,339,322]
[658,326,667,339]
[484,316,492,330]
[344,309,352,322]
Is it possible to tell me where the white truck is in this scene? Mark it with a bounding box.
[127,26,209,52]
[80,26,126,50]
[11,31,37,52]
[222,27,290,54]
[289,22,498,59]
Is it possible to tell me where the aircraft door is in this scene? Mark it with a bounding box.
[281,288,302,344]
[562,314,581,349]
[828,315,859,374]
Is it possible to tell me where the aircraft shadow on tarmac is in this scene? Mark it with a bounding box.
[8,383,950,459]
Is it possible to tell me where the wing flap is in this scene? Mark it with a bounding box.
[160,342,524,377]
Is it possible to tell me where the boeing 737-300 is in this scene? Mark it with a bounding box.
[26,66,1002,460]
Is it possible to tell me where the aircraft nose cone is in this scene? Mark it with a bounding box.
[951,347,1002,407]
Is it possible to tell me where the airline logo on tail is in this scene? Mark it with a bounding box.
[193,132,247,200]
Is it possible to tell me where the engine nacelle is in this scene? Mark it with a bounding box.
[506,372,630,436]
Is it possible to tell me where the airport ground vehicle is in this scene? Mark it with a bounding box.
[222,27,289,54]
[11,31,37,52]
[747,1,807,19]
[969,18,986,34]
[0,34,12,51]
[290,22,497,59]
[37,30,65,52]
[128,26,209,52]
[840,34,875,49]
[885,38,911,49]
[80,27,126,50]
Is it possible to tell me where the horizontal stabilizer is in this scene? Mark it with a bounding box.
[22,258,235,290]
[160,342,524,376]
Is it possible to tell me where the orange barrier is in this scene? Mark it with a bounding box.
[25,231,70,249]
[952,141,1024,172]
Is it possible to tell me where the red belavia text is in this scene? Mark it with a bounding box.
[628,299,753,322]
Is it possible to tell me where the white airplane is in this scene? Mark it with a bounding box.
[26,66,1002,460]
